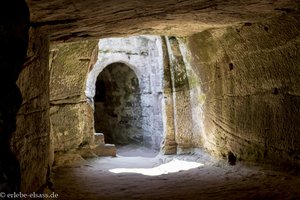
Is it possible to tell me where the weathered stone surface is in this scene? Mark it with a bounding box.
[94,133,105,145]
[50,103,93,151]
[178,38,205,149]
[50,40,98,104]
[165,36,194,153]
[185,14,300,167]
[11,27,50,193]
[160,37,177,155]
[53,153,87,167]
[28,0,299,41]
[76,148,97,159]
[49,40,98,152]
[92,144,116,157]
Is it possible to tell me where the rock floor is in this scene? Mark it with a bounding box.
[52,146,300,200]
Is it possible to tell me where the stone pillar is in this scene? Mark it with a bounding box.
[0,0,29,193]
[166,36,193,154]
[161,37,177,155]
[49,41,98,152]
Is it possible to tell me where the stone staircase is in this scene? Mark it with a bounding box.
[91,133,116,157]
[76,133,116,158]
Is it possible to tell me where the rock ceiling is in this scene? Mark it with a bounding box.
[28,0,299,41]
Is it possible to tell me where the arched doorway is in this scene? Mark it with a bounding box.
[94,62,143,146]
[86,36,165,154]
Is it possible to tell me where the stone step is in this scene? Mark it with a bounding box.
[94,132,105,145]
[92,144,116,157]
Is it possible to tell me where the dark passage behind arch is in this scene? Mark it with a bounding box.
[94,62,143,145]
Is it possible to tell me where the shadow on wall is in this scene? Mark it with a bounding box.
[94,62,143,145]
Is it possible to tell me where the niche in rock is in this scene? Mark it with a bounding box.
[94,63,143,145]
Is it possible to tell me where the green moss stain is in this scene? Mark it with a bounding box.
[198,94,206,105]
[168,36,189,91]
[173,66,188,89]
[187,70,199,89]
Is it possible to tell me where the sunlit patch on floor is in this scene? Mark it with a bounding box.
[109,159,204,176]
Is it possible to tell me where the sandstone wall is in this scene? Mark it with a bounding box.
[11,27,50,193]
[185,14,300,167]
[49,40,98,152]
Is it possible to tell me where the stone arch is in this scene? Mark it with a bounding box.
[86,36,165,150]
[86,58,143,102]
[85,58,142,100]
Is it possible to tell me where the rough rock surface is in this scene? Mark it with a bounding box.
[165,36,194,153]
[49,40,98,152]
[28,0,299,41]
[10,26,50,193]
[50,103,94,151]
[160,37,177,155]
[184,14,300,167]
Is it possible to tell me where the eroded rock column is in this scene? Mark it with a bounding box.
[161,37,177,154]
[165,37,193,154]
[10,27,50,193]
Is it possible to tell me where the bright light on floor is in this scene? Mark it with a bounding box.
[109,159,203,176]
